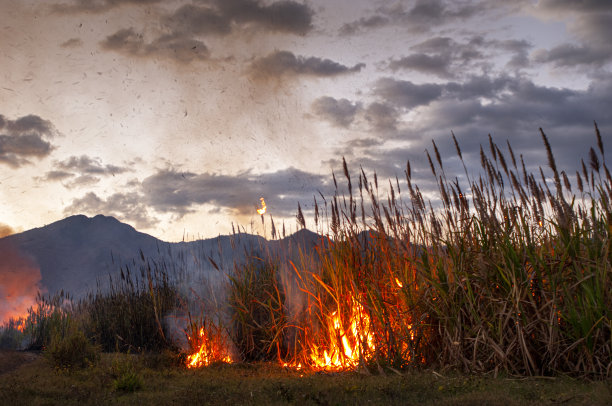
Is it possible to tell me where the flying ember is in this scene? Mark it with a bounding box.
[257,197,267,215]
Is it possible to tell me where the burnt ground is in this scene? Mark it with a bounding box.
[0,350,41,375]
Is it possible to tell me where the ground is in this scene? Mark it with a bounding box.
[0,351,611,405]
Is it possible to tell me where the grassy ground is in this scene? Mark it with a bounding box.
[1,351,610,405]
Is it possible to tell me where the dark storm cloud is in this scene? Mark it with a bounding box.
[140,167,331,217]
[0,114,58,168]
[101,29,209,63]
[250,51,365,79]
[311,97,361,128]
[64,191,158,229]
[374,78,443,110]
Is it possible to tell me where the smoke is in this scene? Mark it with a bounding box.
[0,223,15,238]
[0,244,44,324]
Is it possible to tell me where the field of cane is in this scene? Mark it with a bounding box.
[1,124,611,403]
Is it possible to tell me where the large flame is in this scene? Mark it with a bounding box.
[257,197,267,215]
[307,300,375,371]
[186,325,233,368]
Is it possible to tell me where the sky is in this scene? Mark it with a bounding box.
[1,0,611,242]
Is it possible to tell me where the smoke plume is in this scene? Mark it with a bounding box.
[0,244,44,324]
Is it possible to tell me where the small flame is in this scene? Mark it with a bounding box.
[395,278,403,288]
[257,197,267,215]
[186,326,233,368]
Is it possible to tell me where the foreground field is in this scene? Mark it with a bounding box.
[0,351,610,405]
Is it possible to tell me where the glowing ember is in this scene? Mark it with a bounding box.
[307,300,375,371]
[395,278,403,288]
[257,197,267,215]
[186,326,233,368]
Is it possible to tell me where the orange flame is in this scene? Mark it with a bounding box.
[257,197,267,215]
[186,326,233,368]
[307,300,375,371]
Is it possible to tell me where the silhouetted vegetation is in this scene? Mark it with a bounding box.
[2,124,610,380]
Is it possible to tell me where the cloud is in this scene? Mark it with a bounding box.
[42,155,129,187]
[339,15,390,36]
[101,29,210,63]
[141,167,331,217]
[386,35,528,79]
[363,102,400,132]
[339,0,483,36]
[64,191,158,229]
[214,0,314,35]
[530,2,612,68]
[53,0,163,13]
[163,4,231,37]
[250,51,365,80]
[56,155,128,175]
[60,38,83,48]
[311,96,400,133]
[388,53,453,78]
[532,43,611,68]
[65,166,331,227]
[535,0,612,14]
[374,78,443,110]
[311,97,361,128]
[94,0,314,62]
[43,170,74,181]
[0,114,59,168]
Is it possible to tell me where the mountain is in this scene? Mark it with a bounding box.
[0,215,321,301]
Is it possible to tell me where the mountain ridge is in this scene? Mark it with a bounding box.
[0,214,321,302]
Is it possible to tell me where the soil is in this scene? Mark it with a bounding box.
[0,350,41,375]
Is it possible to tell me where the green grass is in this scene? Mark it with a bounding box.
[1,352,610,405]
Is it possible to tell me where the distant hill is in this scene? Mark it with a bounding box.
[0,215,322,300]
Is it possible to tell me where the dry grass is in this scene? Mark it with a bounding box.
[1,352,610,405]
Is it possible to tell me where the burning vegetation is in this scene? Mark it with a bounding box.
[2,124,611,379]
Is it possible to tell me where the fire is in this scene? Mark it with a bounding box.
[395,278,403,288]
[307,300,375,371]
[186,326,233,368]
[257,197,267,215]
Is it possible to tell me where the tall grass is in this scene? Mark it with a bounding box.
[6,124,610,379]
[78,253,178,352]
[230,124,610,378]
